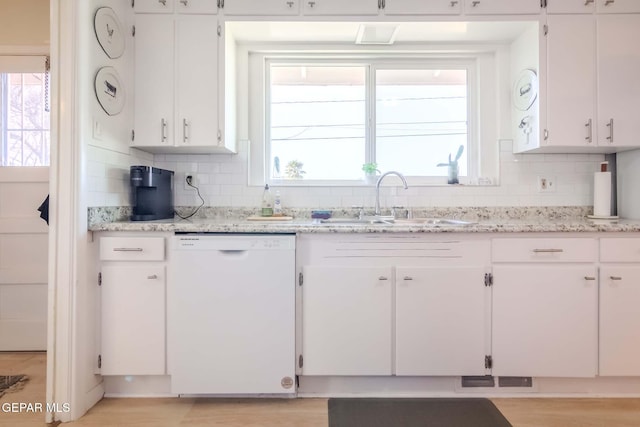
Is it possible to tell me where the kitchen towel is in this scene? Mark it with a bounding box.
[593,172,612,217]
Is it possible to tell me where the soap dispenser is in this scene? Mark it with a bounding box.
[261,184,274,217]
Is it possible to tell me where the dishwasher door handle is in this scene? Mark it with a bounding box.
[218,249,248,255]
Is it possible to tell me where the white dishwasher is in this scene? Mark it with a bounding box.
[168,233,296,395]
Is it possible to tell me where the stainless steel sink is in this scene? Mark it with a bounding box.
[318,217,475,226]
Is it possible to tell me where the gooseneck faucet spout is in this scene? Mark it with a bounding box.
[375,171,409,216]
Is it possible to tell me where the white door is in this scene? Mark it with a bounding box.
[100,265,166,375]
[395,266,487,376]
[546,14,596,147]
[492,265,598,377]
[175,15,219,147]
[176,0,219,14]
[546,0,595,13]
[222,0,300,15]
[599,266,640,376]
[302,0,379,15]
[0,168,49,351]
[597,14,640,148]
[464,0,540,14]
[383,0,461,15]
[133,14,175,147]
[302,266,393,375]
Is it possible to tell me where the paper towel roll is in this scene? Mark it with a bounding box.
[594,171,612,217]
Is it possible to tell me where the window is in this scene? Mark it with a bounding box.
[0,55,50,167]
[0,72,50,166]
[265,58,474,184]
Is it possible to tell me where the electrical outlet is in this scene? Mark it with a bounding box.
[537,176,556,193]
[184,173,196,190]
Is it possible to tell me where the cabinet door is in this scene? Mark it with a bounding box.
[492,265,597,377]
[597,15,640,148]
[546,15,596,147]
[175,15,219,147]
[302,0,379,15]
[133,15,175,147]
[301,266,392,375]
[599,266,640,376]
[176,0,219,14]
[546,0,595,13]
[395,267,487,376]
[597,0,640,13]
[135,0,175,13]
[223,0,300,15]
[464,0,540,14]
[101,265,165,375]
[383,0,461,15]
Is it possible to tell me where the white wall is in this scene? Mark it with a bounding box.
[0,0,49,47]
[617,148,640,220]
[153,140,602,211]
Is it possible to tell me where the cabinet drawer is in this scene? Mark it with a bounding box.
[492,238,597,263]
[100,237,165,261]
[600,238,640,263]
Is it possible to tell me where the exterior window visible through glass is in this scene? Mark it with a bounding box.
[375,69,468,177]
[0,73,50,166]
[269,65,366,180]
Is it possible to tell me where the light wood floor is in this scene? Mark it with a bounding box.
[2,353,640,426]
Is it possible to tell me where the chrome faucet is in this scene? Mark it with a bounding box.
[375,171,408,216]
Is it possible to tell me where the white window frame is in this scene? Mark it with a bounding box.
[247,47,500,187]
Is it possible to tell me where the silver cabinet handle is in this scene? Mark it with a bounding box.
[286,1,294,7]
[610,276,622,281]
[113,247,143,252]
[604,0,614,5]
[159,0,166,5]
[183,118,189,143]
[378,276,388,281]
[403,276,413,281]
[308,1,315,7]
[179,0,188,5]
[532,248,564,253]
[472,0,481,6]
[161,118,167,142]
[585,118,592,143]
[606,118,614,143]
[584,0,594,4]
[147,274,158,280]
[584,276,596,281]
[378,0,382,8]
[451,0,459,6]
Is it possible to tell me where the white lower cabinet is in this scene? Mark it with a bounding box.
[492,264,598,377]
[301,266,393,375]
[299,235,490,377]
[395,266,487,376]
[599,237,640,376]
[99,236,167,376]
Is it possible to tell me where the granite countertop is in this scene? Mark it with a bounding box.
[87,206,640,233]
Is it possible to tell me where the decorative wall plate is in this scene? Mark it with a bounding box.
[94,7,125,59]
[513,69,538,111]
[95,66,125,116]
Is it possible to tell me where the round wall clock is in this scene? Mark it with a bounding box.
[94,7,125,59]
[513,69,538,112]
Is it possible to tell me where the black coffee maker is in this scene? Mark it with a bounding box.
[130,166,174,221]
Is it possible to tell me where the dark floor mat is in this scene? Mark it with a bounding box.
[0,375,29,398]
[328,397,512,427]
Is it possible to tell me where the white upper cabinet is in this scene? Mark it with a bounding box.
[596,14,640,148]
[302,0,380,15]
[135,0,176,13]
[545,14,596,148]
[383,0,462,15]
[546,0,595,14]
[222,0,300,15]
[596,0,640,13]
[176,0,219,14]
[463,0,541,15]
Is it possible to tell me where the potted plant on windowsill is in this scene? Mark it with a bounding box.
[437,145,464,185]
[362,162,380,185]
